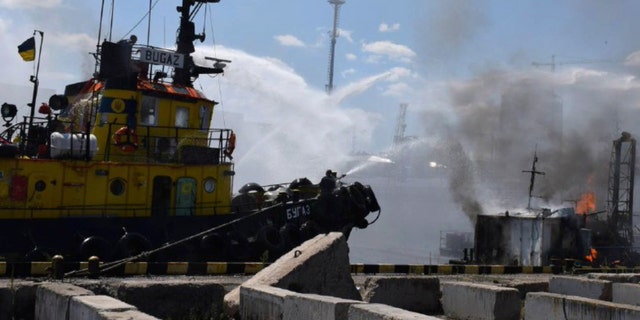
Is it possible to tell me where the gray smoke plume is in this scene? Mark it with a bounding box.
[423,67,640,222]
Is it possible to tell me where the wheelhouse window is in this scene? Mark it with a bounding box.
[140,96,158,125]
[175,107,189,128]
[199,106,211,130]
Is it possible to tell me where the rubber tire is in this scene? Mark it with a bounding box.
[79,236,113,261]
[117,232,152,260]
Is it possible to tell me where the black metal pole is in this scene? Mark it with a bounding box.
[27,30,44,142]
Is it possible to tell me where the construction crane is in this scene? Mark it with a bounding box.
[325,0,345,95]
[393,103,408,148]
[532,54,618,72]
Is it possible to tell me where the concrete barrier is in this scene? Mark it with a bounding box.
[588,273,640,283]
[69,295,139,320]
[440,281,520,320]
[524,292,640,320]
[95,310,160,319]
[549,275,612,301]
[240,285,292,320]
[105,279,226,319]
[361,276,441,314]
[613,283,640,307]
[35,282,94,320]
[283,292,363,319]
[224,232,361,318]
[348,303,441,320]
[0,280,38,320]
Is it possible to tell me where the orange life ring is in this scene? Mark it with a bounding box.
[225,132,236,156]
[112,127,138,153]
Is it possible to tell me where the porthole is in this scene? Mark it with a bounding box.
[34,180,46,192]
[110,179,126,196]
[204,178,216,193]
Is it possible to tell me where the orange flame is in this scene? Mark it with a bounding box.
[576,192,596,215]
[585,247,598,263]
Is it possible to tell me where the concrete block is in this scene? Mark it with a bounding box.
[505,279,548,299]
[283,292,363,320]
[110,279,226,319]
[588,273,640,283]
[0,280,38,320]
[549,275,612,300]
[524,292,640,320]
[97,310,160,320]
[35,282,94,320]
[361,276,441,314]
[613,283,640,306]
[441,281,520,320]
[224,232,361,318]
[69,295,137,320]
[348,303,442,320]
[240,284,292,320]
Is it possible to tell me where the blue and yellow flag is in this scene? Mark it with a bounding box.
[18,37,35,61]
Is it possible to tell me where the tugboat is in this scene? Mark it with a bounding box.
[0,0,380,262]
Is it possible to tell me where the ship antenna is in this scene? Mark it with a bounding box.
[522,146,545,210]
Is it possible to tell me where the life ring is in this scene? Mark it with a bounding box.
[224,132,236,157]
[112,127,138,153]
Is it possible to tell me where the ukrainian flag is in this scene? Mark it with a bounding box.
[18,37,35,62]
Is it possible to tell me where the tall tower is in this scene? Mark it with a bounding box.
[326,0,345,95]
[393,103,408,148]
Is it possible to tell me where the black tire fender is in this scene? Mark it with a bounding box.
[226,231,251,261]
[362,184,381,213]
[201,232,228,261]
[117,232,152,259]
[79,236,113,261]
[280,223,302,249]
[257,225,286,253]
[25,247,51,262]
[299,220,321,242]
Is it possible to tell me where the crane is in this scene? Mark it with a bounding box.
[532,54,618,72]
[326,0,345,95]
[393,103,408,148]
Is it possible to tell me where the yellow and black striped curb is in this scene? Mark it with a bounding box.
[0,262,637,277]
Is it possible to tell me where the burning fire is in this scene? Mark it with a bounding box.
[585,247,598,263]
[575,191,596,215]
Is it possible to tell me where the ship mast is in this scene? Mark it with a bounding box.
[174,0,222,87]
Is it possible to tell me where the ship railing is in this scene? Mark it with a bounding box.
[102,122,233,165]
[0,118,234,165]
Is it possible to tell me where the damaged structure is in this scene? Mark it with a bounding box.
[473,132,638,267]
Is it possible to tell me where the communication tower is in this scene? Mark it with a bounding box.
[326,0,345,95]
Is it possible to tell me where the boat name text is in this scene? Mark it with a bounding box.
[139,47,184,68]
[286,204,311,220]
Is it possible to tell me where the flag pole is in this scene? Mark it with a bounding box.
[27,30,44,136]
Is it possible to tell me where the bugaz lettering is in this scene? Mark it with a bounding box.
[286,204,311,220]
[144,50,181,67]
